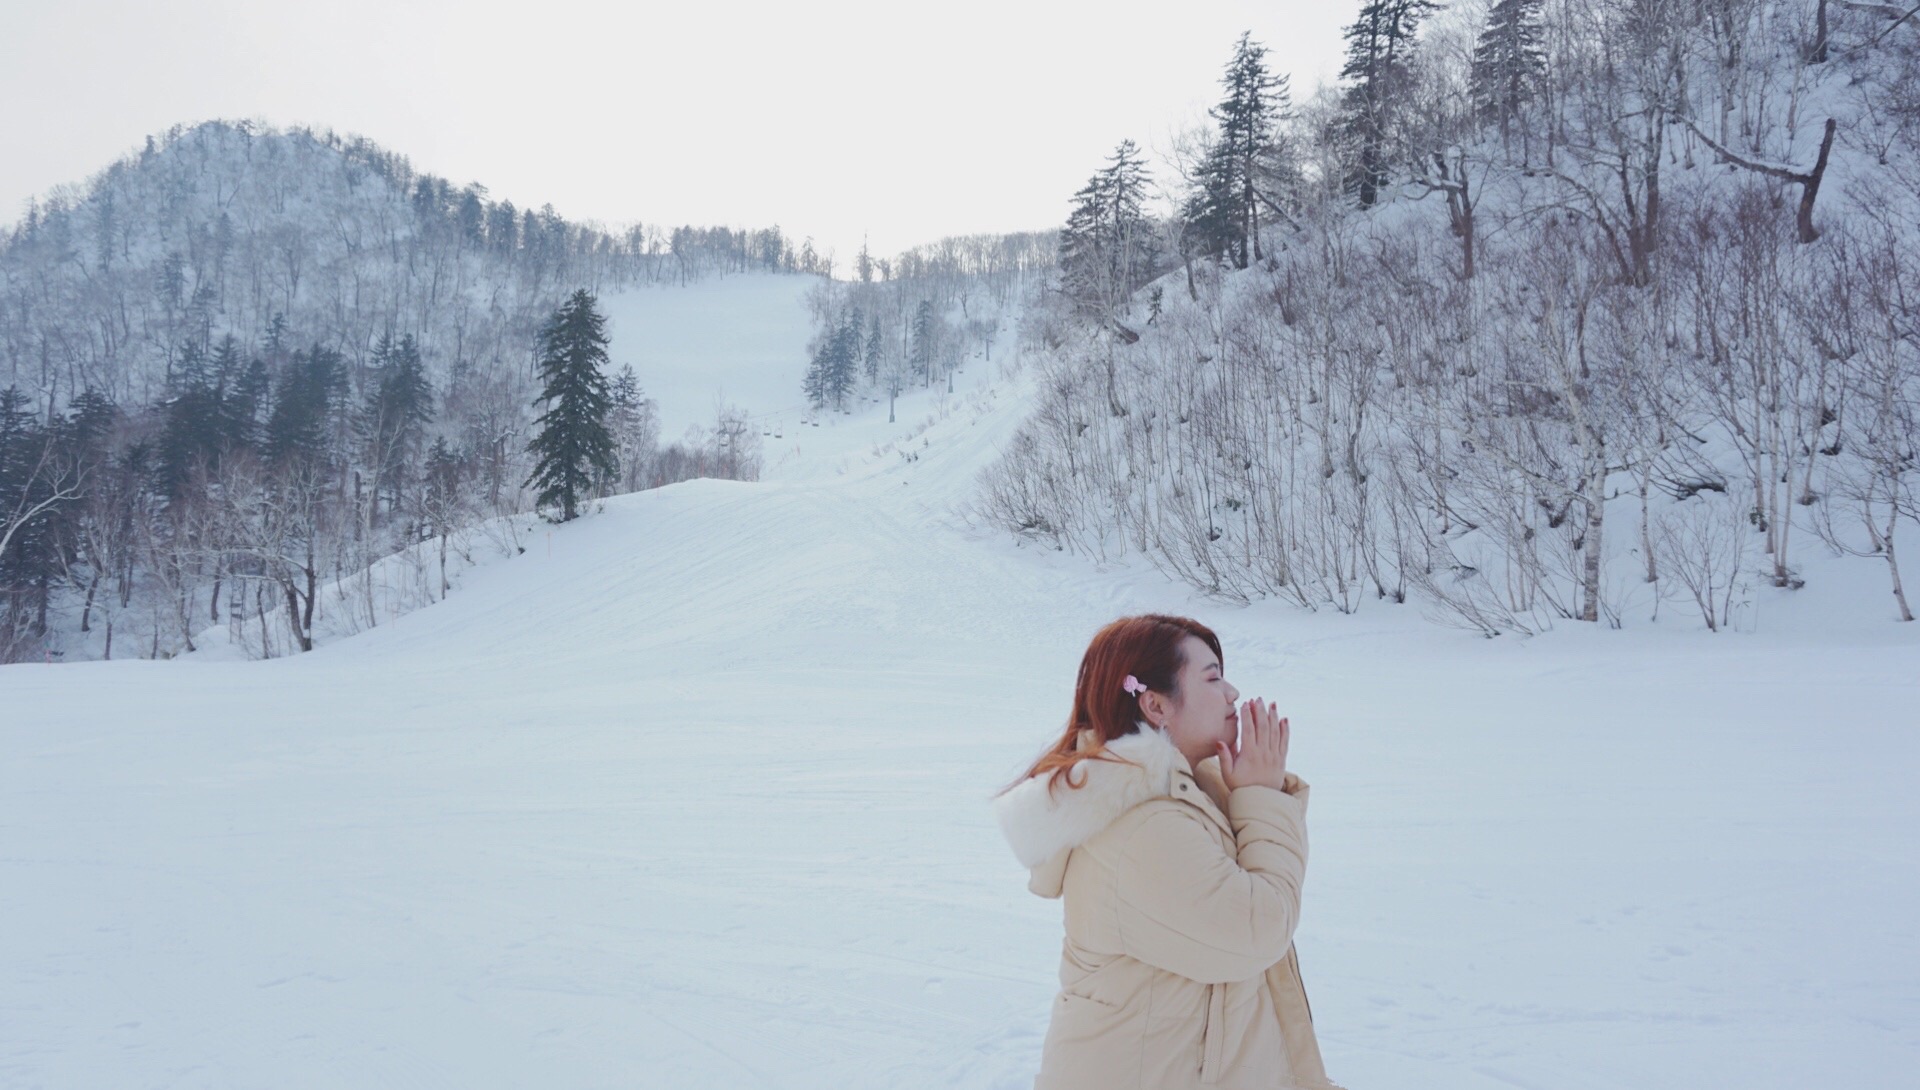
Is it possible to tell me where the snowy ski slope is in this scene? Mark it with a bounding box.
[3,275,1917,1089]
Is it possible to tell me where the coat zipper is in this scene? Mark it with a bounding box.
[1200,981,1226,1082]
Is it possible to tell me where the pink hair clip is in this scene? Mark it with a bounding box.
[1122,674,1147,696]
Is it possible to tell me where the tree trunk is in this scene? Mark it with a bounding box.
[1888,533,1914,622]
[283,582,311,653]
[1582,471,1606,623]
[1639,468,1657,583]
[1795,119,1838,244]
[1870,499,1916,622]
[81,571,99,632]
[301,544,319,642]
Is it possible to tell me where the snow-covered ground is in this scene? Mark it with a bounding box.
[3,276,1917,1088]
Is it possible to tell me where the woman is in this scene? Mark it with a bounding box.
[993,614,1342,1089]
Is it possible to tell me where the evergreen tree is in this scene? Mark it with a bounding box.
[358,333,434,517]
[158,364,238,500]
[65,390,119,464]
[457,184,488,248]
[864,313,885,384]
[609,365,643,431]
[802,315,859,412]
[910,300,939,385]
[1340,0,1440,208]
[826,317,859,411]
[1106,142,1154,286]
[1184,33,1293,268]
[803,338,832,411]
[232,355,271,450]
[1471,0,1546,146]
[265,312,289,354]
[171,338,209,394]
[208,335,258,454]
[1062,140,1159,313]
[423,436,467,526]
[1180,151,1239,271]
[606,363,657,492]
[526,289,617,521]
[266,345,346,469]
[488,198,519,256]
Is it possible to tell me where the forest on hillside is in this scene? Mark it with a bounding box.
[799,232,1055,423]
[0,121,844,662]
[982,0,1920,634]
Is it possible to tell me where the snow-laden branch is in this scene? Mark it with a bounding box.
[0,447,86,564]
[1671,114,1838,243]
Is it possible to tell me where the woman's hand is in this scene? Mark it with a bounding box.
[1216,699,1289,792]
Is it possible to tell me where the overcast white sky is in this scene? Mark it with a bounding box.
[3,0,1353,260]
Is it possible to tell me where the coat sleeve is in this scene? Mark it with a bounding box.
[1110,777,1309,984]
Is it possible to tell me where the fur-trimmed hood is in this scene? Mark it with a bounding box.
[994,722,1194,894]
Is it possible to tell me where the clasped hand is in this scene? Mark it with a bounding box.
[1216,699,1290,792]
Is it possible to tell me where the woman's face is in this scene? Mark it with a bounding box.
[1145,635,1240,768]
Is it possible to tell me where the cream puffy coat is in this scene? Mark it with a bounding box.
[994,723,1341,1090]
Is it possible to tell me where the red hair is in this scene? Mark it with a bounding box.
[1005,614,1223,795]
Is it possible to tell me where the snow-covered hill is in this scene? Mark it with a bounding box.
[0,119,807,407]
[4,282,1917,1088]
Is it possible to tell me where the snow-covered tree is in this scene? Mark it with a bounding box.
[1183,33,1295,268]
[1339,0,1440,208]
[1470,0,1546,148]
[525,290,617,522]
[1061,139,1159,315]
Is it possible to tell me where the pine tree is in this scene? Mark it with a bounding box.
[208,335,257,454]
[358,333,434,518]
[423,437,467,529]
[265,312,289,354]
[802,314,860,413]
[526,289,617,521]
[1197,33,1293,268]
[171,338,209,394]
[266,345,346,469]
[156,385,212,498]
[488,198,519,256]
[1180,151,1237,269]
[803,340,831,411]
[1471,0,1546,147]
[607,365,656,492]
[910,300,939,385]
[864,312,885,384]
[232,355,270,450]
[1340,0,1440,208]
[457,184,488,248]
[1062,140,1159,314]
[158,339,248,500]
[826,317,859,411]
[65,390,118,463]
